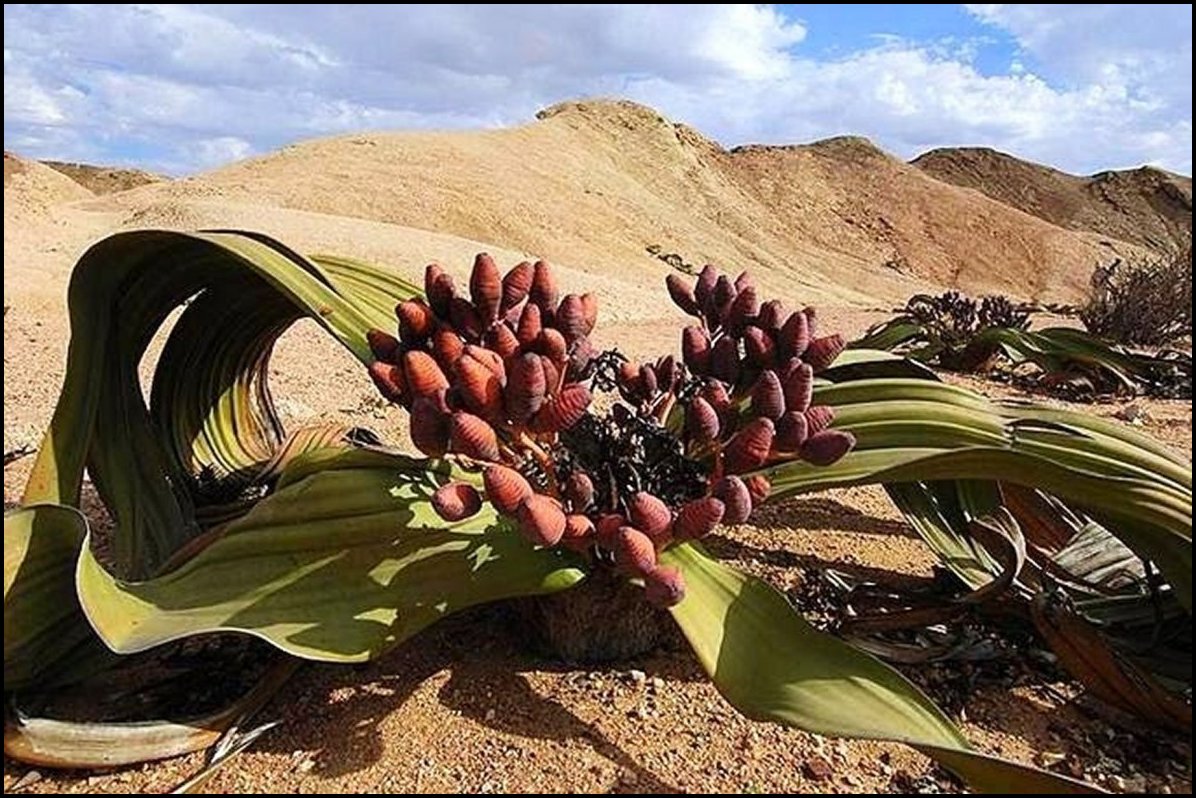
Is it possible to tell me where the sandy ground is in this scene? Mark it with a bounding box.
[2,131,1192,793]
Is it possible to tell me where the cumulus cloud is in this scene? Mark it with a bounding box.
[3,4,1190,174]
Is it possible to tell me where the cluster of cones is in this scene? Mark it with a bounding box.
[366,255,856,608]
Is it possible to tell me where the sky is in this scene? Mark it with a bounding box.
[3,4,1191,175]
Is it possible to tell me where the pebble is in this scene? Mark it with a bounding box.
[628,669,646,685]
[803,755,834,781]
[12,771,42,790]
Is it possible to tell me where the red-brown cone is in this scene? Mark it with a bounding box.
[454,350,504,419]
[726,286,759,332]
[366,329,400,363]
[532,383,591,432]
[800,429,856,466]
[448,297,484,341]
[504,352,546,423]
[568,337,597,378]
[424,264,456,319]
[656,355,680,392]
[751,370,786,421]
[515,301,542,347]
[734,270,754,293]
[431,329,465,372]
[540,356,562,398]
[710,274,737,326]
[469,253,503,323]
[536,328,568,364]
[404,350,449,398]
[775,411,810,451]
[743,326,776,368]
[804,334,845,372]
[464,344,504,381]
[529,260,559,321]
[431,482,482,522]
[802,306,818,338]
[673,497,725,540]
[804,405,835,435]
[555,294,587,343]
[501,261,534,312]
[410,395,451,457]
[628,491,673,541]
[783,361,815,413]
[723,417,775,474]
[563,471,595,511]
[639,364,659,397]
[614,526,657,576]
[562,514,595,551]
[744,474,771,506]
[686,396,721,442]
[396,299,436,342]
[666,273,701,316]
[681,326,711,374]
[449,412,500,461]
[485,323,521,359]
[483,465,532,514]
[777,310,811,359]
[714,476,752,524]
[644,565,686,607]
[516,495,567,547]
[709,336,740,385]
[694,264,719,306]
[757,299,786,331]
[579,292,599,335]
[368,361,406,403]
[595,513,626,550]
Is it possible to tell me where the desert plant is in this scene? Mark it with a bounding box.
[4,231,1190,792]
[1082,244,1193,347]
[855,289,1192,398]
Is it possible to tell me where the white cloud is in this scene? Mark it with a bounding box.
[2,4,1190,174]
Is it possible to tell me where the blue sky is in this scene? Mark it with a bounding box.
[4,4,1191,175]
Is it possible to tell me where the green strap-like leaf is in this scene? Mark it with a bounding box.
[664,544,1099,794]
[77,451,585,661]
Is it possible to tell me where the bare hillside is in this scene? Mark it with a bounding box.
[42,159,163,195]
[914,147,1192,254]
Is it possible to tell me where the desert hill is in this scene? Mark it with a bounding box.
[4,151,92,222]
[41,159,163,195]
[914,147,1192,254]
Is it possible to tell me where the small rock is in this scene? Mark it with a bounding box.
[296,759,315,774]
[1114,403,1150,424]
[1106,775,1127,791]
[628,669,646,685]
[803,755,834,781]
[12,771,42,790]
[485,708,496,722]
[650,676,665,690]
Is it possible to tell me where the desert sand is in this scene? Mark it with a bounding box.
[3,100,1191,794]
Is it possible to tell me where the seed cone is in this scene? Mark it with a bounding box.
[714,476,752,524]
[366,329,400,363]
[800,429,856,466]
[777,310,811,359]
[629,491,672,540]
[410,395,451,457]
[644,565,686,607]
[536,328,568,364]
[726,286,759,332]
[556,294,587,342]
[516,495,567,547]
[757,299,786,331]
[656,355,680,392]
[783,361,815,413]
[463,344,505,382]
[743,326,776,367]
[745,474,771,506]
[368,361,406,403]
[485,323,521,359]
[700,380,733,416]
[516,302,542,347]
[686,396,721,442]
[431,482,482,522]
[614,526,657,576]
[562,514,596,551]
[595,513,626,549]
[431,329,466,371]
[775,411,810,451]
[563,471,595,510]
[396,299,436,342]
[751,370,786,421]
[734,271,754,293]
[681,326,711,374]
[454,351,504,419]
[529,260,559,320]
[639,364,659,397]
[579,293,599,335]
[723,417,775,474]
[710,336,740,384]
[501,261,534,312]
[404,350,449,398]
[804,405,835,435]
[666,273,701,316]
[711,274,737,325]
[449,412,500,461]
[540,356,562,399]
[674,497,725,540]
[802,306,818,338]
[532,384,591,432]
[425,264,456,318]
[568,337,597,377]
[694,264,719,306]
[505,352,546,422]
[469,252,503,323]
[448,297,483,341]
[483,465,532,513]
[804,334,845,372]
